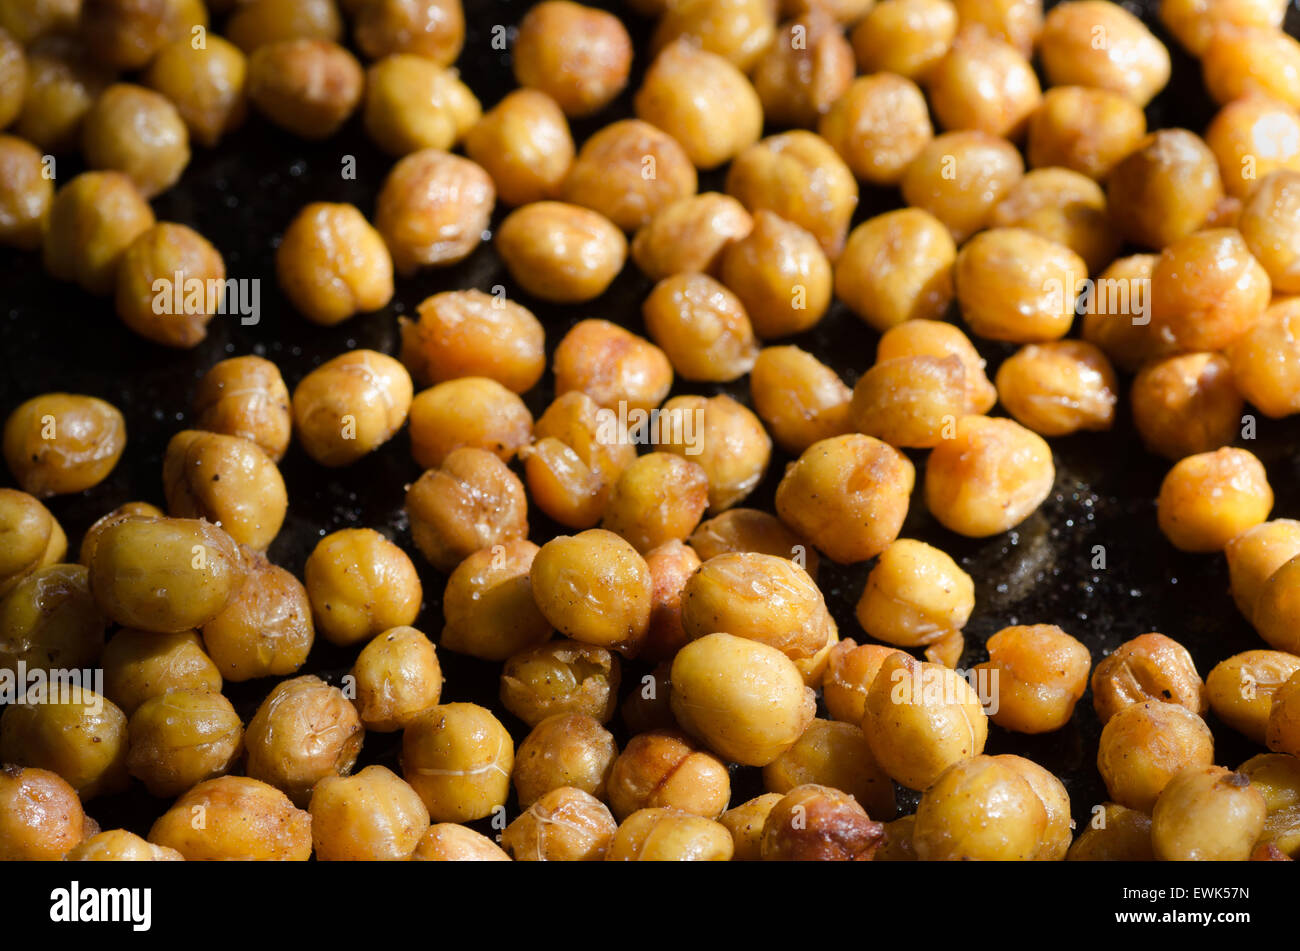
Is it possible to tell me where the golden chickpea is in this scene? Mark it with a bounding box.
[1097,700,1215,812]
[501,639,620,726]
[14,36,111,154]
[1226,519,1300,621]
[303,528,420,647]
[716,211,829,339]
[405,448,528,571]
[1161,0,1287,56]
[411,823,511,861]
[956,228,1086,343]
[1206,97,1300,201]
[291,349,413,466]
[1202,26,1300,110]
[123,688,241,797]
[143,35,247,147]
[102,629,219,715]
[43,171,155,296]
[193,356,291,462]
[635,39,761,171]
[1026,86,1146,181]
[66,829,182,861]
[823,640,903,726]
[1152,765,1267,861]
[606,730,728,821]
[514,714,616,810]
[148,775,312,860]
[363,54,479,156]
[245,675,363,806]
[1066,802,1154,861]
[162,430,285,550]
[995,753,1072,860]
[0,136,52,251]
[441,540,550,662]
[749,346,851,454]
[82,84,189,199]
[0,765,86,860]
[599,453,708,556]
[1131,352,1241,461]
[463,89,571,207]
[1150,228,1271,352]
[952,0,1041,51]
[995,341,1119,437]
[76,502,160,569]
[835,214,953,336]
[0,0,79,45]
[552,319,672,413]
[89,516,244,633]
[500,786,616,861]
[375,149,495,275]
[849,355,967,450]
[636,541,698,665]
[655,394,769,512]
[652,0,775,72]
[275,202,393,326]
[114,222,226,348]
[856,539,973,651]
[752,12,853,129]
[763,718,895,820]
[631,192,752,282]
[513,1,631,118]
[990,169,1119,275]
[307,765,428,862]
[1108,130,1225,249]
[974,624,1090,735]
[900,131,1024,243]
[1236,753,1300,813]
[354,0,463,65]
[224,0,342,52]
[402,702,513,822]
[496,201,626,302]
[1228,299,1300,417]
[760,784,886,861]
[875,815,919,862]
[408,378,532,471]
[1090,632,1208,727]
[562,120,697,233]
[1256,554,1300,654]
[0,563,102,676]
[1208,650,1300,744]
[1239,171,1300,294]
[399,289,544,393]
[607,807,734,861]
[1157,447,1273,552]
[913,755,1047,860]
[1080,254,1174,373]
[0,686,126,799]
[1268,672,1300,757]
[720,793,782,862]
[688,508,820,580]
[350,625,442,732]
[1040,0,1170,106]
[928,27,1040,140]
[246,39,362,140]
[851,0,956,79]
[780,0,875,22]
[77,0,199,70]
[4,393,125,497]
[818,74,932,189]
[200,549,313,681]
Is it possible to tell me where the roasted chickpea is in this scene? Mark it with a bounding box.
[751,12,853,129]
[411,823,511,861]
[688,508,820,580]
[994,753,1072,860]
[349,626,442,732]
[102,629,219,716]
[77,0,198,71]
[405,448,528,572]
[1208,650,1300,744]
[0,685,126,799]
[818,74,932,190]
[822,640,903,726]
[1151,766,1266,861]
[291,350,413,466]
[631,193,752,282]
[401,702,512,822]
[596,454,706,556]
[1097,701,1215,812]
[850,0,956,79]
[354,0,463,65]
[856,539,973,653]
[14,36,110,154]
[375,149,494,275]
[363,54,479,156]
[303,528,420,647]
[607,807,734,861]
[763,718,895,820]
[43,171,155,296]
[143,35,247,147]
[1205,97,1300,202]
[634,540,699,665]
[76,502,159,569]
[1161,0,1287,56]
[835,212,954,335]
[1227,299,1300,417]
[246,39,362,140]
[162,430,285,550]
[973,624,1090,735]
[0,135,51,251]
[956,228,1086,343]
[501,639,620,726]
[1067,802,1155,861]
[114,222,225,348]
[441,540,550,662]
[245,675,363,806]
[1131,352,1241,461]
[552,319,671,413]
[409,378,532,470]
[714,211,828,339]
[192,356,290,462]
[721,793,783,861]
[148,775,312,860]
[66,829,182,861]
[1079,254,1172,372]
[82,84,189,199]
[1202,26,1300,110]
[605,730,728,821]
[500,786,616,861]
[652,0,775,72]
[655,395,769,512]
[513,1,631,118]
[1026,86,1146,181]
[1226,519,1300,621]
[275,202,393,326]
[0,563,102,676]
[992,169,1119,275]
[521,393,634,530]
[400,292,543,396]
[849,355,968,450]
[307,765,428,862]
[901,131,1024,243]
[1157,447,1273,552]
[928,27,1040,140]
[224,0,342,52]
[913,755,1047,861]
[123,688,241,797]
[1149,228,1271,352]
[562,120,696,234]
[1108,130,1225,249]
[513,714,617,810]
[200,549,312,681]
[0,765,86,860]
[1268,672,1300,757]
[760,784,885,861]
[1090,632,1208,727]
[1040,1,1170,107]
[463,89,572,207]
[749,346,852,453]
[0,0,79,45]
[4,393,125,497]
[496,201,625,302]
[1238,171,1300,293]
[996,341,1119,437]
[1256,555,1300,655]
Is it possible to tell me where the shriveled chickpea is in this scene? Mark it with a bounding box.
[913,755,1046,861]
[1256,555,1300,655]
[124,688,242,798]
[1208,650,1300,744]
[275,203,393,326]
[1202,26,1300,110]
[14,36,111,154]
[635,39,762,171]
[0,765,86,860]
[1157,447,1273,552]
[143,35,247,147]
[82,84,188,199]
[901,131,1024,243]
[562,120,696,234]
[688,508,820,580]
[1097,701,1214,812]
[856,539,973,652]
[717,211,829,339]
[1026,86,1146,181]
[405,448,528,572]
[763,719,895,820]
[990,169,1119,275]
[4,393,125,497]
[1228,299,1300,417]
[1152,766,1267,861]
[502,786,617,861]
[162,430,285,550]
[1042,1,1171,106]
[514,714,616,810]
[1150,228,1271,352]
[412,823,511,861]
[114,222,226,348]
[1161,0,1287,56]
[43,171,155,296]
[818,73,932,188]
[1067,803,1154,861]
[631,193,752,282]
[552,319,671,413]
[995,341,1119,437]
[607,807,734,861]
[606,730,728,821]
[1268,672,1300,757]
[850,0,956,79]
[849,355,968,450]
[513,1,631,118]
[1131,352,1241,461]
[928,27,1040,140]
[925,415,1055,538]
[638,541,699,664]
[749,346,851,454]
[823,640,904,726]
[399,289,544,394]
[193,356,290,462]
[751,12,853,129]
[354,0,463,65]
[1239,171,1300,294]
[530,529,652,656]
[1091,633,1208,726]
[350,626,442,732]
[0,136,51,251]
[1108,130,1225,249]
[441,539,550,663]
[375,149,494,275]
[956,228,1086,343]
[402,702,513,822]
[66,830,182,861]
[408,378,532,470]
[102,629,219,716]
[760,784,886,861]
[148,775,312,860]
[726,131,857,259]
[291,350,412,466]
[651,0,775,72]
[363,54,479,156]
[975,625,1090,735]
[303,529,420,648]
[601,454,709,555]
[308,765,428,862]
[463,89,572,207]
[501,639,620,726]
[496,201,625,302]
[658,395,769,512]
[1226,519,1300,621]
[200,549,312,682]
[0,563,103,676]
[720,793,782,862]
[1206,97,1300,201]
[246,39,362,140]
[224,0,342,52]
[0,686,126,799]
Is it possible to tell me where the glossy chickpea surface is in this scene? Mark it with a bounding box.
[849,355,967,450]
[82,83,189,199]
[763,718,895,821]
[1160,0,1287,55]
[0,765,86,860]
[651,0,775,72]
[309,765,428,862]
[1256,554,1300,655]
[1097,700,1215,812]
[496,201,626,302]
[1108,130,1225,249]
[350,625,442,732]
[375,149,494,275]
[0,563,103,676]
[749,346,852,454]
[1150,228,1270,352]
[718,211,830,339]
[201,549,313,682]
[1157,447,1273,552]
[975,625,1091,734]
[162,430,285,550]
[114,222,226,349]
[102,629,220,716]
[879,321,997,416]
[1090,632,1207,726]
[760,784,885,861]
[411,823,510,861]
[225,0,342,52]
[44,171,155,296]
[1208,650,1300,743]
[402,702,513,822]
[247,39,362,141]
[0,136,52,251]
[1202,26,1300,110]
[245,675,363,806]
[530,529,651,654]
[752,12,853,129]
[631,192,752,282]
[995,341,1118,437]
[601,453,708,555]
[1041,1,1170,106]
[15,36,111,154]
[464,89,572,207]
[1228,299,1300,417]
[1225,519,1300,621]
[607,808,733,861]
[354,0,464,65]
[823,640,903,726]
[901,131,1024,243]
[514,713,616,809]
[856,539,973,650]
[850,0,957,79]
[363,54,480,156]
[928,27,1040,140]
[1027,86,1147,181]
[304,528,421,646]
[514,1,632,118]
[406,449,528,573]
[65,830,182,862]
[291,350,412,466]
[125,688,242,797]
[607,730,728,820]
[408,377,532,470]
[148,775,312,860]
[4,392,125,497]
[1131,352,1242,461]
[720,793,781,862]
[503,786,618,861]
[1238,171,1300,293]
[820,73,933,186]
[1151,766,1266,861]
[1067,802,1154,861]
[1,687,127,799]
[642,273,758,382]
[688,508,820,580]
[552,319,672,413]
[143,35,247,147]
[956,228,1085,343]
[655,394,769,513]
[501,639,620,726]
[913,755,1047,861]
[1266,672,1300,756]
[193,356,291,462]
[441,540,550,662]
[276,202,393,326]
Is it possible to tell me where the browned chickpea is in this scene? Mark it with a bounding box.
[402,702,513,822]
[956,228,1087,343]
[926,415,1055,538]
[751,11,853,129]
[606,730,728,821]
[763,718,896,821]
[200,549,313,682]
[77,0,200,71]
[147,775,312,860]
[349,626,442,733]
[819,73,932,188]
[1108,130,1225,249]
[514,713,617,809]
[606,807,735,861]
[601,453,710,555]
[411,823,511,861]
[631,192,752,282]
[354,0,463,65]
[995,341,1119,437]
[635,39,762,171]
[849,355,968,450]
[143,35,247,147]
[102,629,219,716]
[399,289,544,394]
[835,210,954,334]
[851,0,956,80]
[245,675,363,806]
[1228,299,1300,417]
[408,377,532,471]
[726,131,857,259]
[496,201,626,302]
[463,89,572,207]
[43,171,155,296]
[1161,0,1287,56]
[407,451,529,571]
[304,527,421,646]
[639,540,698,664]
[531,529,652,653]
[1208,650,1300,744]
[1153,765,1267,861]
[291,350,412,466]
[1205,97,1300,201]
[720,793,782,862]
[928,27,1040,140]
[974,625,1090,735]
[776,433,914,564]
[0,563,102,677]
[876,321,997,407]
[688,508,820,580]
[14,36,111,154]
[65,829,182,861]
[162,430,285,550]
[4,393,125,497]
[1239,171,1300,294]
[855,538,973,651]
[1226,519,1300,621]
[308,765,428,862]
[82,84,188,199]
[1097,700,1215,812]
[1090,632,1207,728]
[900,131,1024,243]
[275,202,393,326]
[913,755,1046,860]
[822,640,903,725]
[375,149,495,275]
[1079,254,1173,373]
[1267,672,1300,757]
[1026,86,1147,181]
[114,222,225,348]
[1131,352,1241,461]
[363,53,479,156]
[1041,1,1170,107]
[0,0,79,45]
[246,39,362,140]
[562,120,697,233]
[514,1,631,118]
[193,355,291,462]
[552,319,672,413]
[990,168,1119,275]
[1150,228,1271,352]
[1067,802,1155,861]
[124,688,241,797]
[1256,554,1300,655]
[501,639,621,726]
[1157,447,1273,552]
[0,135,52,251]
[749,345,852,453]
[225,0,342,52]
[503,786,618,861]
[440,540,550,662]
[655,394,769,512]
[1,684,127,799]
[716,211,829,339]
[1202,26,1300,110]
[0,765,86,860]
[760,783,886,861]
[652,0,775,72]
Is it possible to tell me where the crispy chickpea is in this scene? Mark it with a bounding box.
[835,211,954,334]
[598,453,707,557]
[1151,766,1266,861]
[350,625,442,732]
[402,702,513,822]
[1157,447,1273,552]
[375,149,494,275]
[1228,299,1300,417]
[1150,228,1271,352]
[0,135,51,251]
[927,27,1040,140]
[102,629,219,715]
[0,765,85,860]
[849,355,967,449]
[291,350,413,466]
[900,131,1024,243]
[66,829,182,861]
[752,12,853,129]
[631,192,752,282]
[760,784,885,861]
[993,754,1072,860]
[411,823,510,861]
[552,319,671,413]
[514,714,616,810]
[14,36,110,154]
[124,688,241,797]
[276,203,393,326]
[1091,633,1208,726]
[1080,254,1173,373]
[43,171,155,296]
[148,775,312,860]
[995,341,1119,437]
[1040,1,1170,106]
[88,516,244,633]
[749,346,851,453]
[0,686,126,799]
[1202,26,1300,110]
[716,211,828,339]
[501,639,620,726]
[143,35,247,147]
[245,675,363,806]
[606,730,728,820]
[114,222,225,348]
[720,793,782,862]
[688,508,820,580]
[513,1,631,118]
[1131,352,1241,461]
[913,755,1047,861]
[856,539,973,651]
[973,625,1090,735]
[562,120,696,234]
[496,201,625,302]
[363,54,479,156]
[162,430,285,550]
[399,289,544,393]
[0,563,102,676]
[1239,171,1300,293]
[1097,701,1214,812]
[1206,97,1300,201]
[607,807,734,861]
[530,529,652,655]
[463,89,571,207]
[200,549,312,681]
[308,765,428,862]
[956,228,1085,343]
[990,169,1119,275]
[638,540,699,664]
[763,719,895,820]
[1226,519,1300,621]
[850,0,956,79]
[1256,555,1300,655]
[408,378,531,471]
[1108,130,1225,249]
[193,356,290,462]
[82,84,188,199]
[500,786,616,861]
[354,0,463,64]
[1067,803,1154,861]
[818,74,932,189]
[1026,86,1146,181]
[1268,672,1300,757]
[225,0,342,52]
[1161,0,1287,56]
[4,392,125,497]
[405,448,528,572]
[303,528,420,647]
[1208,650,1300,744]
[823,640,903,726]
[441,540,550,662]
[652,0,775,72]
[654,395,768,512]
[247,39,362,140]
[635,40,760,171]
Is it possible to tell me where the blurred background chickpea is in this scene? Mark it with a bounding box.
[563,119,697,233]
[651,0,775,72]
[201,549,313,681]
[375,149,494,274]
[246,39,362,140]
[363,54,479,156]
[224,0,342,52]
[0,562,101,676]
[927,27,1040,140]
[602,453,709,555]
[78,0,200,71]
[354,0,464,65]
[655,394,769,512]
[441,540,552,661]
[1026,86,1147,182]
[291,349,412,466]
[956,228,1086,343]
[1150,228,1271,352]
[1202,26,1300,110]
[1208,650,1300,743]
[309,765,429,861]
[44,171,155,296]
[1097,700,1215,812]
[304,527,421,646]
[0,0,80,46]
[1067,802,1154,861]
[900,131,1024,243]
[0,765,86,860]
[850,0,957,80]
[531,529,651,654]
[716,211,828,339]
[1205,97,1300,201]
[102,629,220,716]
[1152,766,1266,861]
[401,289,545,394]
[1157,447,1273,552]
[501,639,620,726]
[1108,130,1225,249]
[552,319,672,413]
[503,786,618,861]
[688,508,820,580]
[1,687,127,799]
[0,136,53,251]
[143,35,247,147]
[4,392,125,497]
[66,829,182,862]
[412,823,510,861]
[147,775,312,860]
[850,355,968,449]
[496,201,625,302]
[162,430,286,550]
[1226,519,1300,621]
[514,713,616,810]
[1040,1,1170,106]
[125,688,242,797]
[115,222,225,348]
[1091,632,1208,726]
[276,202,393,326]
[913,755,1047,861]
[406,447,528,571]
[749,346,852,453]
[607,730,728,821]
[972,625,1090,734]
[15,36,111,154]
[995,341,1118,437]
[1131,352,1241,460]
[1238,171,1300,293]
[1235,753,1300,857]
[514,1,631,118]
[193,355,291,462]
[751,11,853,129]
[1266,673,1300,757]
[402,702,513,822]
[407,377,532,469]
[245,675,363,806]
[464,89,572,207]
[350,626,442,732]
[1160,0,1287,56]
[631,192,753,282]
[1227,300,1300,417]
[760,784,885,861]
[1255,554,1300,655]
[763,718,896,821]
[82,84,188,198]
[856,539,973,652]
[720,793,782,862]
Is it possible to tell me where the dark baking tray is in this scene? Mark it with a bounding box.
[2,0,1299,841]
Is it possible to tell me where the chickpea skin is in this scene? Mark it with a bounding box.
[823,640,905,726]
[43,171,155,296]
[1160,0,1287,56]
[0,136,53,251]
[0,562,101,677]
[642,273,758,382]
[688,508,820,580]
[65,830,182,862]
[562,119,697,234]
[513,1,632,118]
[363,54,480,156]
[350,625,443,732]
[631,192,753,282]
[1156,447,1273,553]
[720,793,783,862]
[500,639,621,726]
[1225,519,1300,621]
[900,131,1024,243]
[402,702,514,822]
[760,784,886,861]
[913,756,1047,861]
[496,202,626,302]
[1205,97,1300,201]
[276,203,393,326]
[0,765,87,860]
[531,529,652,655]
[405,447,529,572]
[0,27,21,130]
[856,539,974,651]
[1,686,128,799]
[407,377,533,469]
[640,540,700,664]
[162,430,286,550]
[411,824,510,861]
[82,84,189,199]
[147,776,312,860]
[200,549,314,682]
[15,35,112,154]
[1150,228,1271,352]
[1151,766,1267,861]
[763,719,896,821]
[551,319,672,413]
[464,89,573,207]
[655,394,769,512]
[956,228,1087,343]
[751,12,854,129]
[115,222,227,348]
[1255,554,1300,655]
[1227,300,1300,417]
[995,341,1119,437]
[601,453,709,556]
[4,392,125,497]
[1107,130,1225,249]
[819,74,932,188]
[514,713,617,810]
[374,149,495,275]
[1040,1,1171,107]
[246,39,363,140]
[927,27,1041,140]
[125,688,243,798]
[193,355,292,462]
[291,350,413,466]
[1097,701,1215,812]
[1027,86,1147,181]
[142,35,248,147]
[1091,632,1208,726]
[749,346,852,454]
[400,289,544,394]
[304,528,422,646]
[353,0,464,66]
[1131,352,1242,461]
[1067,803,1154,861]
[95,630,221,720]
[849,355,969,450]
[978,625,1091,735]
[607,730,729,821]
[310,765,429,862]
[850,0,957,80]
[718,211,830,339]
[1266,672,1300,757]
[651,0,776,72]
[605,808,735,861]
[441,540,551,662]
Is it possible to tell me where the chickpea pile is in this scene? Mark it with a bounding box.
[3,0,1300,869]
